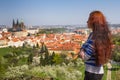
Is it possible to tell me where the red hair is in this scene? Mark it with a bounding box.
[88,11,112,66]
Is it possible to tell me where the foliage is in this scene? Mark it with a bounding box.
[111,64,120,80]
[112,34,120,46]
[112,34,120,62]
[3,58,83,80]
[5,65,29,78]
[38,28,66,34]
[39,43,50,66]
[39,44,69,66]
[0,44,84,80]
[28,53,33,65]
[3,52,18,66]
[0,56,6,78]
[17,56,28,66]
[0,47,12,56]
[52,54,64,65]
[112,45,120,62]
[102,65,108,80]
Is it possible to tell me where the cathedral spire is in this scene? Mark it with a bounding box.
[12,19,15,28]
[16,19,19,26]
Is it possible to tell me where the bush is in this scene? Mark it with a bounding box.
[112,45,120,62]
[5,65,29,78]
[26,64,82,80]
[4,58,83,80]
[112,34,120,62]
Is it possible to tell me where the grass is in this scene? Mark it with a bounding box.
[17,57,28,65]
[111,64,120,80]
[80,65,85,80]
[102,65,107,80]
[0,47,12,56]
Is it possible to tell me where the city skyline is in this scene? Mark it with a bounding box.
[0,0,120,26]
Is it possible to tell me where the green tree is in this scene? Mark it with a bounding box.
[112,45,120,62]
[22,43,26,48]
[44,45,49,65]
[112,34,120,46]
[39,43,50,66]
[40,54,45,66]
[28,53,33,65]
[53,54,64,65]
[50,52,55,65]
[3,52,18,66]
[39,42,46,53]
[112,34,120,62]
[36,43,39,48]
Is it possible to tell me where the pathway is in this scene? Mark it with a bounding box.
[107,63,112,80]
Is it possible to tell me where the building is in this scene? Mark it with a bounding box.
[27,28,39,35]
[8,19,28,37]
[12,19,26,32]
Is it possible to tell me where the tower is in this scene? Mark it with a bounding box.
[20,19,25,30]
[12,19,15,29]
[12,19,26,31]
[16,19,19,26]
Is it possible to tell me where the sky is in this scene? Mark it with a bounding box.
[0,0,120,26]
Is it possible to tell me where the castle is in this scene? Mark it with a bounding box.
[12,19,26,31]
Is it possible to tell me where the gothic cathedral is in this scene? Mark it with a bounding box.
[12,19,25,31]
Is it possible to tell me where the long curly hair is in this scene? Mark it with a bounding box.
[87,11,112,66]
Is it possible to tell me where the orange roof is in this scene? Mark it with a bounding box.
[12,38,20,42]
[0,37,6,40]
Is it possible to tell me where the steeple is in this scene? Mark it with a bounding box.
[20,19,25,30]
[16,19,19,26]
[12,19,26,31]
[12,19,15,28]
[20,19,23,23]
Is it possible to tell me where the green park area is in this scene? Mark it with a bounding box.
[0,33,120,80]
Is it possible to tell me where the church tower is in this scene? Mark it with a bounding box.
[12,19,26,31]
[19,19,25,30]
[12,19,15,29]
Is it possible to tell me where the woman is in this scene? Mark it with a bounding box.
[79,11,112,80]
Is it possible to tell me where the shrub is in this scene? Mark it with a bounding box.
[4,58,83,80]
[5,65,29,78]
[112,45,120,62]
